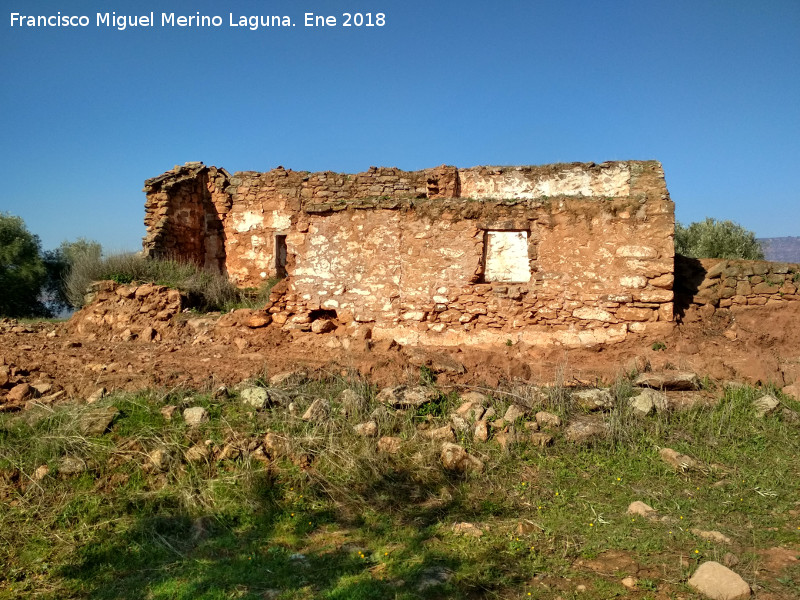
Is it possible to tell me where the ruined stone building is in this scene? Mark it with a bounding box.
[143,160,675,346]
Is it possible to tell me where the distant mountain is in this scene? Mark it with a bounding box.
[758,237,800,263]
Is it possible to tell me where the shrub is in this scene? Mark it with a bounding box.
[64,252,266,312]
[675,218,765,260]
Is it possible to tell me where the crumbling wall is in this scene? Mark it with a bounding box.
[676,256,800,321]
[143,160,675,346]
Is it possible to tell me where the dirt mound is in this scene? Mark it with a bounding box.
[2,282,800,409]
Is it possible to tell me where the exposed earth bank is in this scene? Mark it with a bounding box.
[2,281,799,408]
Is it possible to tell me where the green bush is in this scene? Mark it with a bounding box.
[675,218,765,260]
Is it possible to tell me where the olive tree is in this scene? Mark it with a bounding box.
[675,218,764,260]
[0,214,48,317]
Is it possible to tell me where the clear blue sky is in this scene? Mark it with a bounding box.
[2,0,798,252]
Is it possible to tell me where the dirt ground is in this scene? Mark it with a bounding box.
[2,298,799,408]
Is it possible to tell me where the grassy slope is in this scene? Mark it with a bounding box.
[1,373,799,599]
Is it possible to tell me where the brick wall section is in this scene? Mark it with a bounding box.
[677,256,800,320]
[143,160,675,346]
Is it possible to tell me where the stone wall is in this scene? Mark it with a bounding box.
[676,256,800,320]
[143,160,675,346]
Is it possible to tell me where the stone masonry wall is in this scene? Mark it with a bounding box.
[143,160,675,346]
[676,256,800,321]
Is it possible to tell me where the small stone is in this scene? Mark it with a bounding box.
[529,432,554,447]
[450,414,469,433]
[32,464,49,481]
[535,411,562,428]
[565,415,608,444]
[30,382,53,395]
[459,391,488,405]
[753,395,780,418]
[160,405,177,420]
[240,387,269,409]
[688,561,750,600]
[782,383,799,400]
[452,522,483,537]
[635,371,700,391]
[86,387,106,404]
[185,444,210,463]
[377,436,402,454]
[416,566,453,591]
[629,388,669,415]
[659,447,701,472]
[311,318,336,334]
[183,406,209,427]
[79,406,119,436]
[263,433,290,457]
[440,442,484,473]
[376,385,436,408]
[621,576,637,589]
[627,501,658,519]
[147,447,172,471]
[269,370,303,386]
[455,400,485,421]
[353,421,378,437]
[422,425,456,442]
[691,528,732,544]
[502,403,528,423]
[474,420,489,441]
[246,313,271,328]
[573,388,614,411]
[723,552,740,568]
[59,456,86,475]
[7,383,33,403]
[302,398,330,422]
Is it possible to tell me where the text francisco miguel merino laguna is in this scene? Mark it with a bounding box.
[9,11,386,30]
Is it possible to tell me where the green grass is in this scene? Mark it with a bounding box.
[1,375,799,599]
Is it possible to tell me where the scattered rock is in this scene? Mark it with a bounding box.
[240,387,269,409]
[573,388,614,411]
[440,442,484,473]
[459,391,488,405]
[86,387,107,404]
[147,447,172,471]
[30,382,53,395]
[302,398,330,422]
[502,403,529,423]
[456,400,485,421]
[474,420,489,441]
[691,528,732,544]
[78,406,119,436]
[185,443,210,462]
[32,464,49,481]
[422,425,456,442]
[160,405,177,420]
[263,433,291,458]
[353,421,378,437]
[659,447,702,472]
[416,566,453,591]
[377,436,402,454]
[450,414,469,433]
[268,370,304,386]
[7,383,33,403]
[627,501,659,520]
[58,456,87,475]
[687,561,750,600]
[183,406,209,427]
[529,433,554,447]
[565,415,608,444]
[629,388,669,416]
[376,385,436,408]
[311,319,336,334]
[246,313,271,328]
[535,411,562,428]
[753,395,780,418]
[621,576,637,589]
[452,522,483,537]
[635,371,699,391]
[723,553,740,568]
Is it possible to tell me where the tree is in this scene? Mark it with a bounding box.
[675,218,765,260]
[0,214,48,317]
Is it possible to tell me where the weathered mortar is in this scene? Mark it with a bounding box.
[143,160,675,346]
